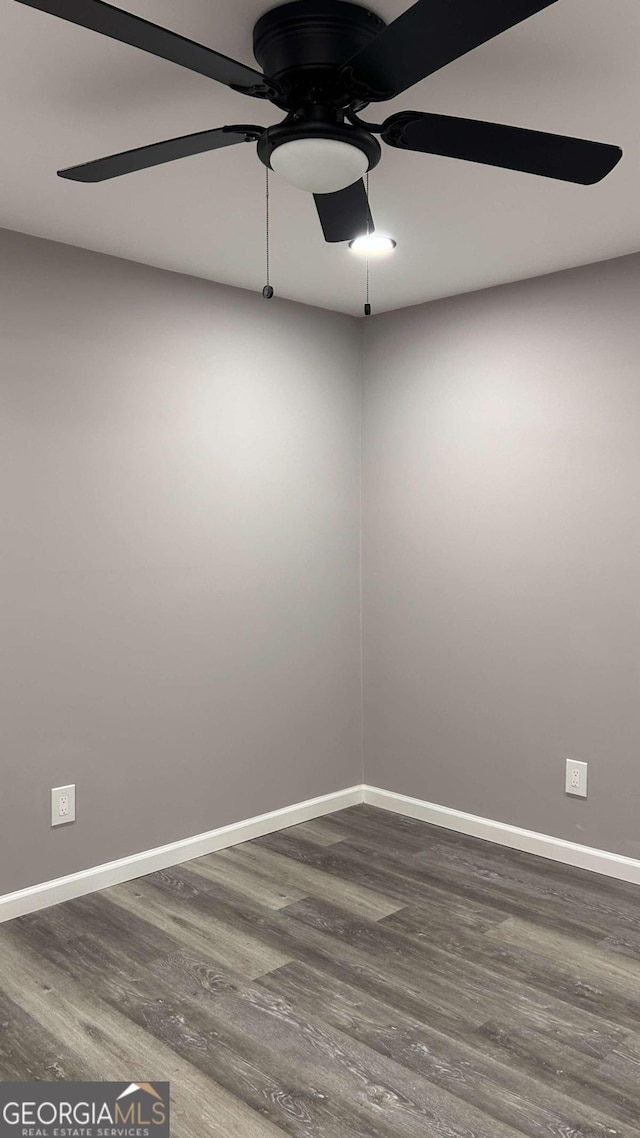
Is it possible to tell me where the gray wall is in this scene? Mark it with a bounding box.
[5,225,640,895]
[0,229,363,895]
[362,252,640,860]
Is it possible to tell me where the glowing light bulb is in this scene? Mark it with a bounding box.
[349,234,397,255]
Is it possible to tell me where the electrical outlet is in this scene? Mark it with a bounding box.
[565,760,588,798]
[51,784,76,827]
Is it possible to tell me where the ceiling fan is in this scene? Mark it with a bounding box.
[15,0,623,243]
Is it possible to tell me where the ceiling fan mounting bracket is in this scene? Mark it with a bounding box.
[253,0,386,109]
[230,81,282,100]
[345,106,384,134]
[338,64,394,105]
[221,125,265,144]
[381,111,422,147]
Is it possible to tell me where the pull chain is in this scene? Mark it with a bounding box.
[364,170,371,317]
[263,165,274,299]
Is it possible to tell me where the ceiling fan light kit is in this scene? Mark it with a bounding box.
[260,114,381,194]
[270,137,368,193]
[14,0,623,269]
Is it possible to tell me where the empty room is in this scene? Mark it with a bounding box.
[1,0,639,1135]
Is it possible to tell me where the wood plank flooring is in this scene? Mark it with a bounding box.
[1,804,639,1137]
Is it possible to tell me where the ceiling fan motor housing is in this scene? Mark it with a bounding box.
[253,0,385,108]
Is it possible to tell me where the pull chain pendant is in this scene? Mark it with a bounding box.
[263,165,274,299]
[364,170,371,316]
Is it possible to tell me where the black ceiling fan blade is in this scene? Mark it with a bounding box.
[340,0,560,101]
[314,180,374,243]
[383,112,623,185]
[14,0,278,98]
[58,125,264,183]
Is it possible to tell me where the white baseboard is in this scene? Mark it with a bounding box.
[0,784,365,924]
[364,786,640,886]
[4,782,638,923]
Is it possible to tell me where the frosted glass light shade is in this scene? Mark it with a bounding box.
[270,137,369,193]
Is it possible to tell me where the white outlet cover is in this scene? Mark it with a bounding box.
[565,760,588,798]
[51,784,76,826]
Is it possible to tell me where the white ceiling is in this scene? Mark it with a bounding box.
[1,0,639,315]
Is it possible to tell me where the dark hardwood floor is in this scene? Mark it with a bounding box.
[1,804,639,1137]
